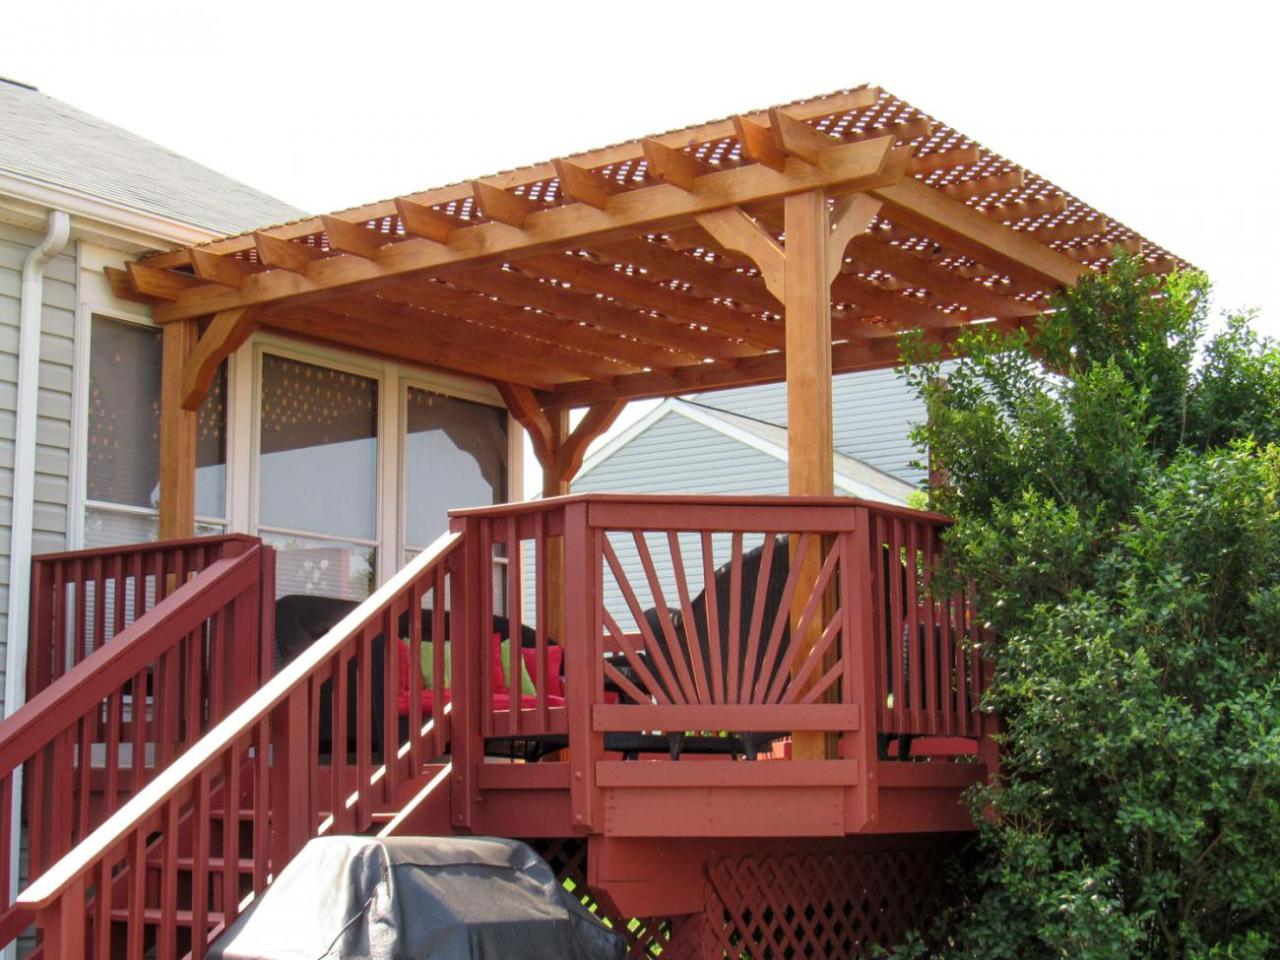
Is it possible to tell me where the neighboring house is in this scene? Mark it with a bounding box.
[571,386,920,628]
[0,79,509,721]
[574,393,918,500]
[677,366,931,486]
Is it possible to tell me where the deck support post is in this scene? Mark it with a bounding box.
[158,318,199,541]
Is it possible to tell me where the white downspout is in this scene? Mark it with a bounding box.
[2,211,70,933]
[4,210,70,718]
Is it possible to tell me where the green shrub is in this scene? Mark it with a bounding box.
[896,257,1280,960]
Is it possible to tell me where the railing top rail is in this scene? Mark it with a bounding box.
[31,533,261,565]
[0,551,262,774]
[449,493,951,526]
[17,529,463,911]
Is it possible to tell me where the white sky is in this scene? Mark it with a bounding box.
[4,0,1276,491]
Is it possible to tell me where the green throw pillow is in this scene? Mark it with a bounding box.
[415,639,452,690]
[500,640,537,696]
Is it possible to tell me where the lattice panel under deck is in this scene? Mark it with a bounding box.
[531,837,702,959]
[531,838,958,960]
[703,849,954,959]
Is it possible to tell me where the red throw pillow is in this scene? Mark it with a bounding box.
[489,631,508,694]
[519,644,565,699]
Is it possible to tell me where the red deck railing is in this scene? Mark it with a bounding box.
[27,535,263,697]
[0,540,273,951]
[12,497,991,957]
[449,495,989,834]
[16,532,460,959]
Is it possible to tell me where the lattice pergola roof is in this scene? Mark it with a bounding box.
[112,85,1188,411]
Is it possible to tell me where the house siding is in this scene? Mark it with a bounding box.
[691,367,929,485]
[575,409,792,498]
[567,410,793,631]
[0,222,77,712]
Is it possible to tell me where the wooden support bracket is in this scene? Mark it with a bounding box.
[497,383,557,470]
[694,207,786,302]
[828,194,883,281]
[555,401,626,480]
[180,306,260,411]
[497,382,624,485]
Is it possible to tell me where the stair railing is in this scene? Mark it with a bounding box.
[16,531,461,960]
[0,542,273,950]
[28,534,264,696]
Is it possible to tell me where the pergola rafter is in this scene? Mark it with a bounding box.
[115,84,1188,576]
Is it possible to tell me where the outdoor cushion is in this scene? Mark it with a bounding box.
[395,634,572,716]
[500,639,537,696]
[418,638,452,688]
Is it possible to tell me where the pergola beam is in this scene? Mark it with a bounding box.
[843,233,1040,318]
[138,87,886,272]
[190,247,262,288]
[254,231,326,274]
[544,317,1036,408]
[871,178,1086,287]
[553,158,621,210]
[472,180,541,228]
[522,253,787,351]
[449,264,752,362]
[141,134,903,322]
[320,216,394,260]
[264,299,587,390]
[375,281,656,374]
[126,262,202,301]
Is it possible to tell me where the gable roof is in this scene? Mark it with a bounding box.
[576,397,916,505]
[0,78,304,235]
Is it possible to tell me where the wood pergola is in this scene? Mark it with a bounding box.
[108,84,1186,541]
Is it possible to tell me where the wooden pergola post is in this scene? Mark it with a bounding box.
[698,187,882,760]
[158,318,199,541]
[784,190,836,762]
[498,385,624,640]
[783,190,835,501]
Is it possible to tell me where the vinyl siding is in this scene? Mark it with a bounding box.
[0,222,76,712]
[692,367,930,485]
[575,409,792,498]
[566,410,792,631]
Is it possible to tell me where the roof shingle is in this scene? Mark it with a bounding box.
[0,78,304,235]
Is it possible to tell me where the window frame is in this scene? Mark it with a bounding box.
[75,307,232,548]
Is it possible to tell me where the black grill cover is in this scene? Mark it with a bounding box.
[209,836,626,960]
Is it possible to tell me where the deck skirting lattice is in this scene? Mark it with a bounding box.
[532,837,956,959]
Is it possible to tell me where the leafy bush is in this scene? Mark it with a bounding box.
[897,256,1280,960]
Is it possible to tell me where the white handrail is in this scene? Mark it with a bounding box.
[18,530,461,909]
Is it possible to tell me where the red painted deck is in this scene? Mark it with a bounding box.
[2,495,996,958]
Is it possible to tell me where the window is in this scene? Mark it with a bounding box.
[258,353,378,600]
[84,315,226,547]
[402,386,508,557]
